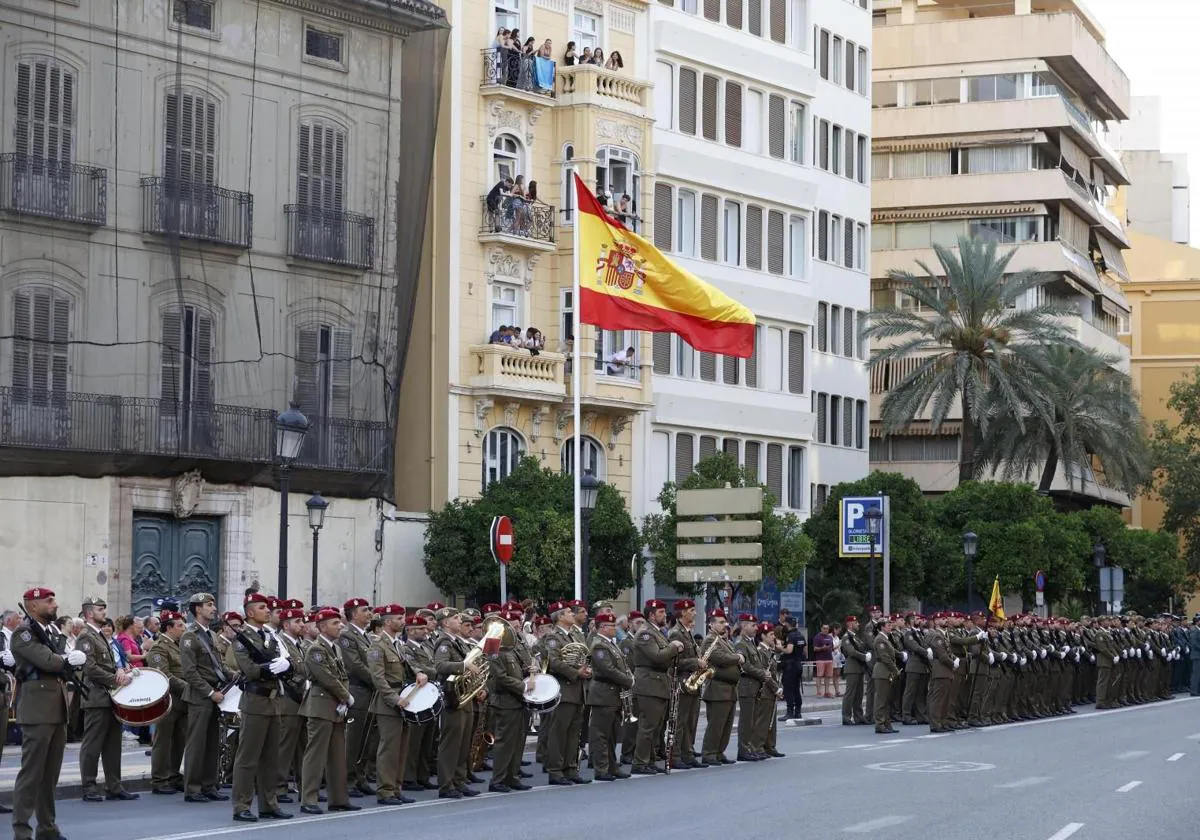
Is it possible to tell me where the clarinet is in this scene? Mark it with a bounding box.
[664,660,680,775]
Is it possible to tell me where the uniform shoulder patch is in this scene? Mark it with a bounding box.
[80,641,92,652]
[339,638,353,649]
[546,638,559,649]
[312,651,323,663]
[594,649,606,660]
[639,632,650,642]
[437,644,450,654]
[20,631,31,642]
[182,638,192,648]
[235,641,245,652]
[368,649,382,660]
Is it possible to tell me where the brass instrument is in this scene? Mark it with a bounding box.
[559,641,590,669]
[682,633,723,695]
[449,620,509,709]
[619,688,637,724]
[469,704,494,771]
[4,671,15,714]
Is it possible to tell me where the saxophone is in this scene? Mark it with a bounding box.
[682,633,722,694]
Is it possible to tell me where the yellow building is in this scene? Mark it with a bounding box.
[397,0,655,516]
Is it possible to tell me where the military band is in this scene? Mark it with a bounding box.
[7,580,1199,839]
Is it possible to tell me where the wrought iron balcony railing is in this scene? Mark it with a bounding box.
[0,387,388,475]
[0,153,106,226]
[480,194,556,244]
[481,47,556,97]
[284,204,375,270]
[141,177,253,248]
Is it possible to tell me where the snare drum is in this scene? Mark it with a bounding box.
[399,682,444,725]
[110,668,173,727]
[523,673,561,713]
[218,684,243,716]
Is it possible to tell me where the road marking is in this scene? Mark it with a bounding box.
[918,733,951,739]
[1117,750,1150,760]
[1167,753,1185,762]
[1046,823,1084,840]
[861,743,904,751]
[842,816,912,833]
[1115,780,1143,793]
[842,744,874,749]
[1185,732,1200,740]
[997,776,1051,789]
[799,749,833,755]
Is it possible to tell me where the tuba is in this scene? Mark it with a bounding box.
[449,619,510,709]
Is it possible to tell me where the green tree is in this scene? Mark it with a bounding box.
[422,457,641,603]
[867,236,1075,483]
[1150,368,1200,573]
[1069,506,1187,615]
[974,344,1151,497]
[642,453,812,596]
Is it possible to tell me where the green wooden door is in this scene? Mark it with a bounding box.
[131,514,220,614]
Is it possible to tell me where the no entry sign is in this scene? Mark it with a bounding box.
[490,516,514,565]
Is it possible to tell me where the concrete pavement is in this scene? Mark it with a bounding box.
[4,695,1197,839]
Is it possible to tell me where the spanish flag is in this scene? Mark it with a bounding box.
[574,174,756,357]
[988,576,1005,620]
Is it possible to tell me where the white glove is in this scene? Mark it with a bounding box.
[1039,648,1047,659]
[0,650,14,667]
[1161,648,1167,657]
[1113,656,1120,665]
[1136,649,1142,659]
[987,652,995,665]
[1020,656,1027,666]
[1073,652,1079,663]
[1088,654,1095,663]
[952,657,961,670]
[66,649,86,667]
[267,657,290,675]
[977,630,987,641]
[336,703,348,717]
[926,647,933,660]
[998,651,1007,662]
[901,651,908,663]
[1061,646,1070,655]
[865,652,872,663]
[1187,647,1191,655]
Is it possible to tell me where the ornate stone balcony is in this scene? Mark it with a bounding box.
[556,65,652,118]
[468,345,566,399]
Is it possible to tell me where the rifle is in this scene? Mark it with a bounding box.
[17,603,88,699]
[233,628,296,692]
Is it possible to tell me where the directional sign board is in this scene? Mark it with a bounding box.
[839,496,885,558]
[675,487,763,584]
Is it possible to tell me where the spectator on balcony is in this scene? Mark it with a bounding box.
[486,176,514,231]
[612,193,633,226]
[539,39,553,58]
[522,36,536,56]
[489,325,511,345]
[605,51,624,71]
[592,48,606,67]
[524,328,546,356]
[580,47,594,65]
[564,41,577,66]
[606,346,636,377]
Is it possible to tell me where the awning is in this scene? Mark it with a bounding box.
[873,203,1047,223]
[1094,279,1130,314]
[870,422,962,439]
[1059,134,1092,178]
[875,131,1044,154]
[1095,235,1132,283]
[1098,296,1122,317]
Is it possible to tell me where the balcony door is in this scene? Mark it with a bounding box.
[294,323,353,467]
[161,89,218,239]
[7,286,71,445]
[12,58,75,217]
[296,120,347,262]
[131,514,220,616]
[159,305,214,454]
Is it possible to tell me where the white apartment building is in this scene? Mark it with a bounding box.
[637,0,871,533]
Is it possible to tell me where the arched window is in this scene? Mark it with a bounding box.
[596,146,641,231]
[560,435,606,481]
[492,134,523,184]
[561,143,575,224]
[483,426,525,487]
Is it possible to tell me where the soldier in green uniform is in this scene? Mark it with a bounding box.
[402,615,439,790]
[299,608,359,815]
[275,605,309,802]
[146,610,188,794]
[487,608,535,791]
[338,597,376,797]
[699,609,741,765]
[734,614,768,761]
[861,605,882,717]
[0,609,15,815]
[901,613,930,724]
[840,616,869,725]
[368,604,423,805]
[179,594,231,802]
[667,599,702,769]
[11,588,80,840]
[543,600,591,784]
[632,599,682,774]
[433,607,482,799]
[754,622,784,757]
[927,612,958,732]
[76,596,138,803]
[231,592,293,822]
[587,610,633,780]
[872,616,901,734]
[618,610,643,765]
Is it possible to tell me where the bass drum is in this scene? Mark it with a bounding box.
[218,684,243,717]
[399,682,444,725]
[523,673,561,713]
[111,668,172,727]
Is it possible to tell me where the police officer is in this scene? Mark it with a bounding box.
[11,588,82,840]
[76,596,138,803]
[779,615,807,721]
[146,610,189,794]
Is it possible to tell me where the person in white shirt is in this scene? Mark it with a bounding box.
[606,347,636,376]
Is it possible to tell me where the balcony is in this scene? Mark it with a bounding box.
[556,65,652,118]
[478,195,556,251]
[469,345,566,399]
[872,241,1103,293]
[0,153,106,226]
[141,177,253,249]
[284,205,375,270]
[873,169,1100,226]
[1064,314,1130,373]
[479,48,556,105]
[564,354,653,412]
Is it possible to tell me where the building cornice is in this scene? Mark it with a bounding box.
[277,0,447,36]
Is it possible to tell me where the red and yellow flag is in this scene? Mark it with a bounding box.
[989,576,1006,620]
[574,174,755,357]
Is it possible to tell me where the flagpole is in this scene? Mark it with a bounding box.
[572,168,583,602]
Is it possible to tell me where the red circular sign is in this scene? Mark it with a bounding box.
[491,516,514,565]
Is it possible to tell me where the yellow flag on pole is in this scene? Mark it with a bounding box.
[988,576,1005,620]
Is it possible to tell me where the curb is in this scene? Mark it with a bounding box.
[784,716,823,727]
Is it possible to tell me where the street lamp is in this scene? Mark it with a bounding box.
[864,507,883,609]
[962,530,978,611]
[579,468,602,604]
[1093,541,1108,615]
[306,491,329,605]
[275,403,310,599]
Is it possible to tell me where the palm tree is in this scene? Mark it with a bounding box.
[866,236,1078,484]
[973,344,1151,497]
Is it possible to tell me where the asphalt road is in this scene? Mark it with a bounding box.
[8,696,1200,840]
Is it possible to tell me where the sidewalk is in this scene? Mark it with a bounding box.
[0,692,844,800]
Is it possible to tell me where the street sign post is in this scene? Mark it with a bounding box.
[840,495,892,614]
[490,515,514,602]
[1099,566,1124,615]
[1034,570,1046,608]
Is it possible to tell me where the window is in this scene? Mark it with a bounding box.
[173,0,214,31]
[789,101,805,164]
[843,218,854,268]
[14,58,75,163]
[721,352,739,385]
[160,305,214,410]
[746,205,763,270]
[765,327,784,391]
[748,0,762,36]
[857,48,868,95]
[560,288,574,346]
[561,436,606,480]
[856,135,867,184]
[560,143,575,223]
[746,327,759,388]
[855,224,866,270]
[655,63,674,130]
[675,336,695,378]
[844,129,855,181]
[845,40,856,91]
[492,134,522,184]
[654,182,673,250]
[725,81,743,148]
[496,0,522,33]
[491,282,521,331]
[295,323,352,423]
[675,432,695,481]
[700,193,719,260]
[572,11,601,49]
[769,0,786,43]
[830,304,842,352]
[766,210,785,275]
[787,446,805,509]
[297,119,346,211]
[597,329,640,379]
[842,395,853,446]
[679,68,698,136]
[829,395,841,445]
[744,440,761,481]
[766,443,783,502]
[723,201,741,265]
[815,392,827,443]
[704,0,720,23]
[745,90,763,154]
[855,400,866,449]
[873,81,898,108]
[818,29,830,80]
[818,119,829,170]
[789,215,807,279]
[768,94,785,159]
[787,329,804,393]
[596,147,640,225]
[10,287,71,402]
[483,427,525,487]
[676,189,696,256]
[816,301,827,351]
[304,25,344,64]
[831,36,843,84]
[727,0,744,29]
[701,74,719,141]
[831,124,842,174]
[164,89,216,184]
[831,214,842,264]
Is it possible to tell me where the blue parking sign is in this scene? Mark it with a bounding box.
[839,496,885,558]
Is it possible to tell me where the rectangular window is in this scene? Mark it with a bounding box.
[766,327,784,391]
[700,351,717,382]
[787,329,804,394]
[704,0,720,22]
[789,215,807,279]
[831,215,842,264]
[725,81,743,147]
[855,223,866,270]
[831,124,842,175]
[818,119,830,170]
[11,288,71,403]
[678,68,698,135]
[857,47,868,95]
[769,0,786,43]
[746,326,760,388]
[164,90,217,185]
[789,101,805,164]
[816,301,828,351]
[491,282,520,331]
[767,443,784,504]
[727,0,743,29]
[699,434,718,460]
[766,209,785,275]
[296,120,346,211]
[653,182,673,251]
[654,61,674,130]
[873,81,898,107]
[768,94,785,159]
[829,395,841,445]
[818,29,829,78]
[700,193,719,261]
[173,0,214,30]
[573,12,602,50]
[723,202,741,265]
[744,440,761,482]
[855,400,866,449]
[746,204,763,270]
[843,218,854,269]
[676,189,696,256]
[787,446,805,509]
[675,433,695,482]
[843,308,854,356]
[295,323,353,423]
[701,74,720,141]
[857,135,867,184]
[845,40,856,91]
[748,0,762,36]
[160,304,214,411]
[830,304,842,352]
[652,332,672,375]
[816,393,827,443]
[842,395,853,446]
[831,36,843,84]
[723,437,740,461]
[745,90,763,154]
[305,25,343,63]
[675,336,695,378]
[722,354,740,386]
[817,210,828,261]
[845,129,855,181]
